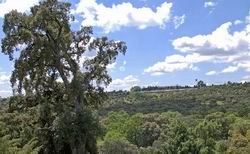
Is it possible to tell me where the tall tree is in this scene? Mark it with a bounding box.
[1,0,126,153]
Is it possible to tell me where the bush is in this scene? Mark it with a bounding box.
[99,139,138,154]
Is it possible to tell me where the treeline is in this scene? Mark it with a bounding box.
[102,82,250,118]
[108,81,247,93]
[132,85,193,92]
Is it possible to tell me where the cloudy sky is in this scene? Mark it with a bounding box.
[0,0,250,97]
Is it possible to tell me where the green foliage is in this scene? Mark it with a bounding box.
[1,81,250,153]
[130,86,142,92]
[99,110,250,154]
[99,139,138,154]
[102,83,250,117]
[196,80,207,88]
[0,1,250,153]
[0,0,126,153]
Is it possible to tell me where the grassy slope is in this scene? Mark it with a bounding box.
[100,83,250,117]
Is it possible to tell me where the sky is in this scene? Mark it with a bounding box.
[0,0,250,97]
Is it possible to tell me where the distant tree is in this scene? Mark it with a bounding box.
[99,139,138,154]
[196,80,206,88]
[227,81,233,85]
[1,0,126,153]
[130,86,141,92]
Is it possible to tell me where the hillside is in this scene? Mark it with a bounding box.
[94,83,250,153]
[100,82,250,117]
[1,82,250,153]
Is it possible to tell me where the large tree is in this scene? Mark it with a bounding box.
[1,0,126,153]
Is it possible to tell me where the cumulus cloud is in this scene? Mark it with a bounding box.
[173,19,250,71]
[237,61,250,72]
[204,1,217,8]
[173,15,186,29]
[73,0,173,33]
[146,11,250,76]
[145,63,196,76]
[0,0,39,17]
[107,75,139,91]
[144,54,213,75]
[221,66,239,73]
[172,22,250,57]
[206,71,217,76]
[234,20,243,25]
[204,1,217,14]
[224,61,250,73]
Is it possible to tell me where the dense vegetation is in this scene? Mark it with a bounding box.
[97,83,250,153]
[1,82,250,153]
[0,0,249,154]
[102,82,250,117]
[99,110,250,154]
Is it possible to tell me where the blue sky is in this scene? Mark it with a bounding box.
[0,0,250,96]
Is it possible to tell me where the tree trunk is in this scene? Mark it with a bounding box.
[71,93,88,154]
[71,133,87,154]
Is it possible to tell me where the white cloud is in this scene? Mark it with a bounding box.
[107,75,139,91]
[172,20,250,72]
[0,0,39,17]
[204,1,217,8]
[0,74,10,85]
[237,61,250,72]
[73,0,172,33]
[107,62,116,71]
[234,20,243,25]
[204,1,217,14]
[206,70,217,76]
[172,22,250,56]
[173,15,186,29]
[221,66,239,73]
[144,54,212,75]
[107,60,127,72]
[146,11,250,75]
[145,62,197,76]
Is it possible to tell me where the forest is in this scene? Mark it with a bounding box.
[1,81,250,153]
[0,0,250,154]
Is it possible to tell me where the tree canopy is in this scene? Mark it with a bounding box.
[1,0,126,153]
